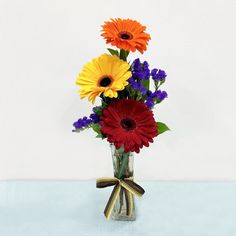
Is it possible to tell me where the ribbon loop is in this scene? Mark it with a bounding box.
[96,177,119,188]
[120,179,145,197]
[96,177,145,219]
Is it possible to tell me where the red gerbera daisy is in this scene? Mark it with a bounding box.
[100,99,158,153]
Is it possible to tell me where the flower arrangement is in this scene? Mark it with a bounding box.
[73,18,169,220]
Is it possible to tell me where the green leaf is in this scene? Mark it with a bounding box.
[96,133,105,139]
[142,78,150,91]
[107,48,119,57]
[90,123,100,133]
[93,106,103,116]
[156,122,170,135]
[90,123,105,139]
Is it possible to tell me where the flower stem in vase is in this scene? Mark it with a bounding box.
[111,144,135,220]
[117,152,130,179]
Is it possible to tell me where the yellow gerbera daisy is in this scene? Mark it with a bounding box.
[76,54,131,103]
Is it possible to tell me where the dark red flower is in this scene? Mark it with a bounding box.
[100,99,158,153]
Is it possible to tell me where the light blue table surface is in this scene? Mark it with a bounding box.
[0,181,235,236]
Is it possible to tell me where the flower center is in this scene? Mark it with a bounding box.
[99,76,112,87]
[118,31,133,40]
[120,118,136,131]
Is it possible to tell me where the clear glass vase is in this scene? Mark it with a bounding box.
[110,144,136,221]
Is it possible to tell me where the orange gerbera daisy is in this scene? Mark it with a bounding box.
[101,18,151,54]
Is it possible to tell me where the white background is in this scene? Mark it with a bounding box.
[0,0,236,180]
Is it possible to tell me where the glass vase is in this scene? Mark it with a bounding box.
[110,144,136,221]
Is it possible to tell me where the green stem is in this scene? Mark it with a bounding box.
[119,49,129,61]
[117,152,129,179]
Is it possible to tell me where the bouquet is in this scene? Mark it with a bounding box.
[73,18,169,221]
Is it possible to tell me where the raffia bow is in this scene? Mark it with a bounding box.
[96,177,145,219]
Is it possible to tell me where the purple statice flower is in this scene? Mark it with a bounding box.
[141,61,150,79]
[132,58,142,71]
[129,59,167,101]
[128,58,152,96]
[89,113,100,123]
[129,77,147,95]
[158,91,168,101]
[128,77,139,90]
[145,97,154,109]
[152,90,168,101]
[145,90,155,109]
[145,90,168,109]
[152,90,161,98]
[146,90,153,96]
[151,69,167,81]
[131,58,150,81]
[73,116,93,129]
[73,111,100,130]
[139,84,147,95]
[151,68,158,77]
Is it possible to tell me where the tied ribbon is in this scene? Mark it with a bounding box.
[96,177,145,219]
